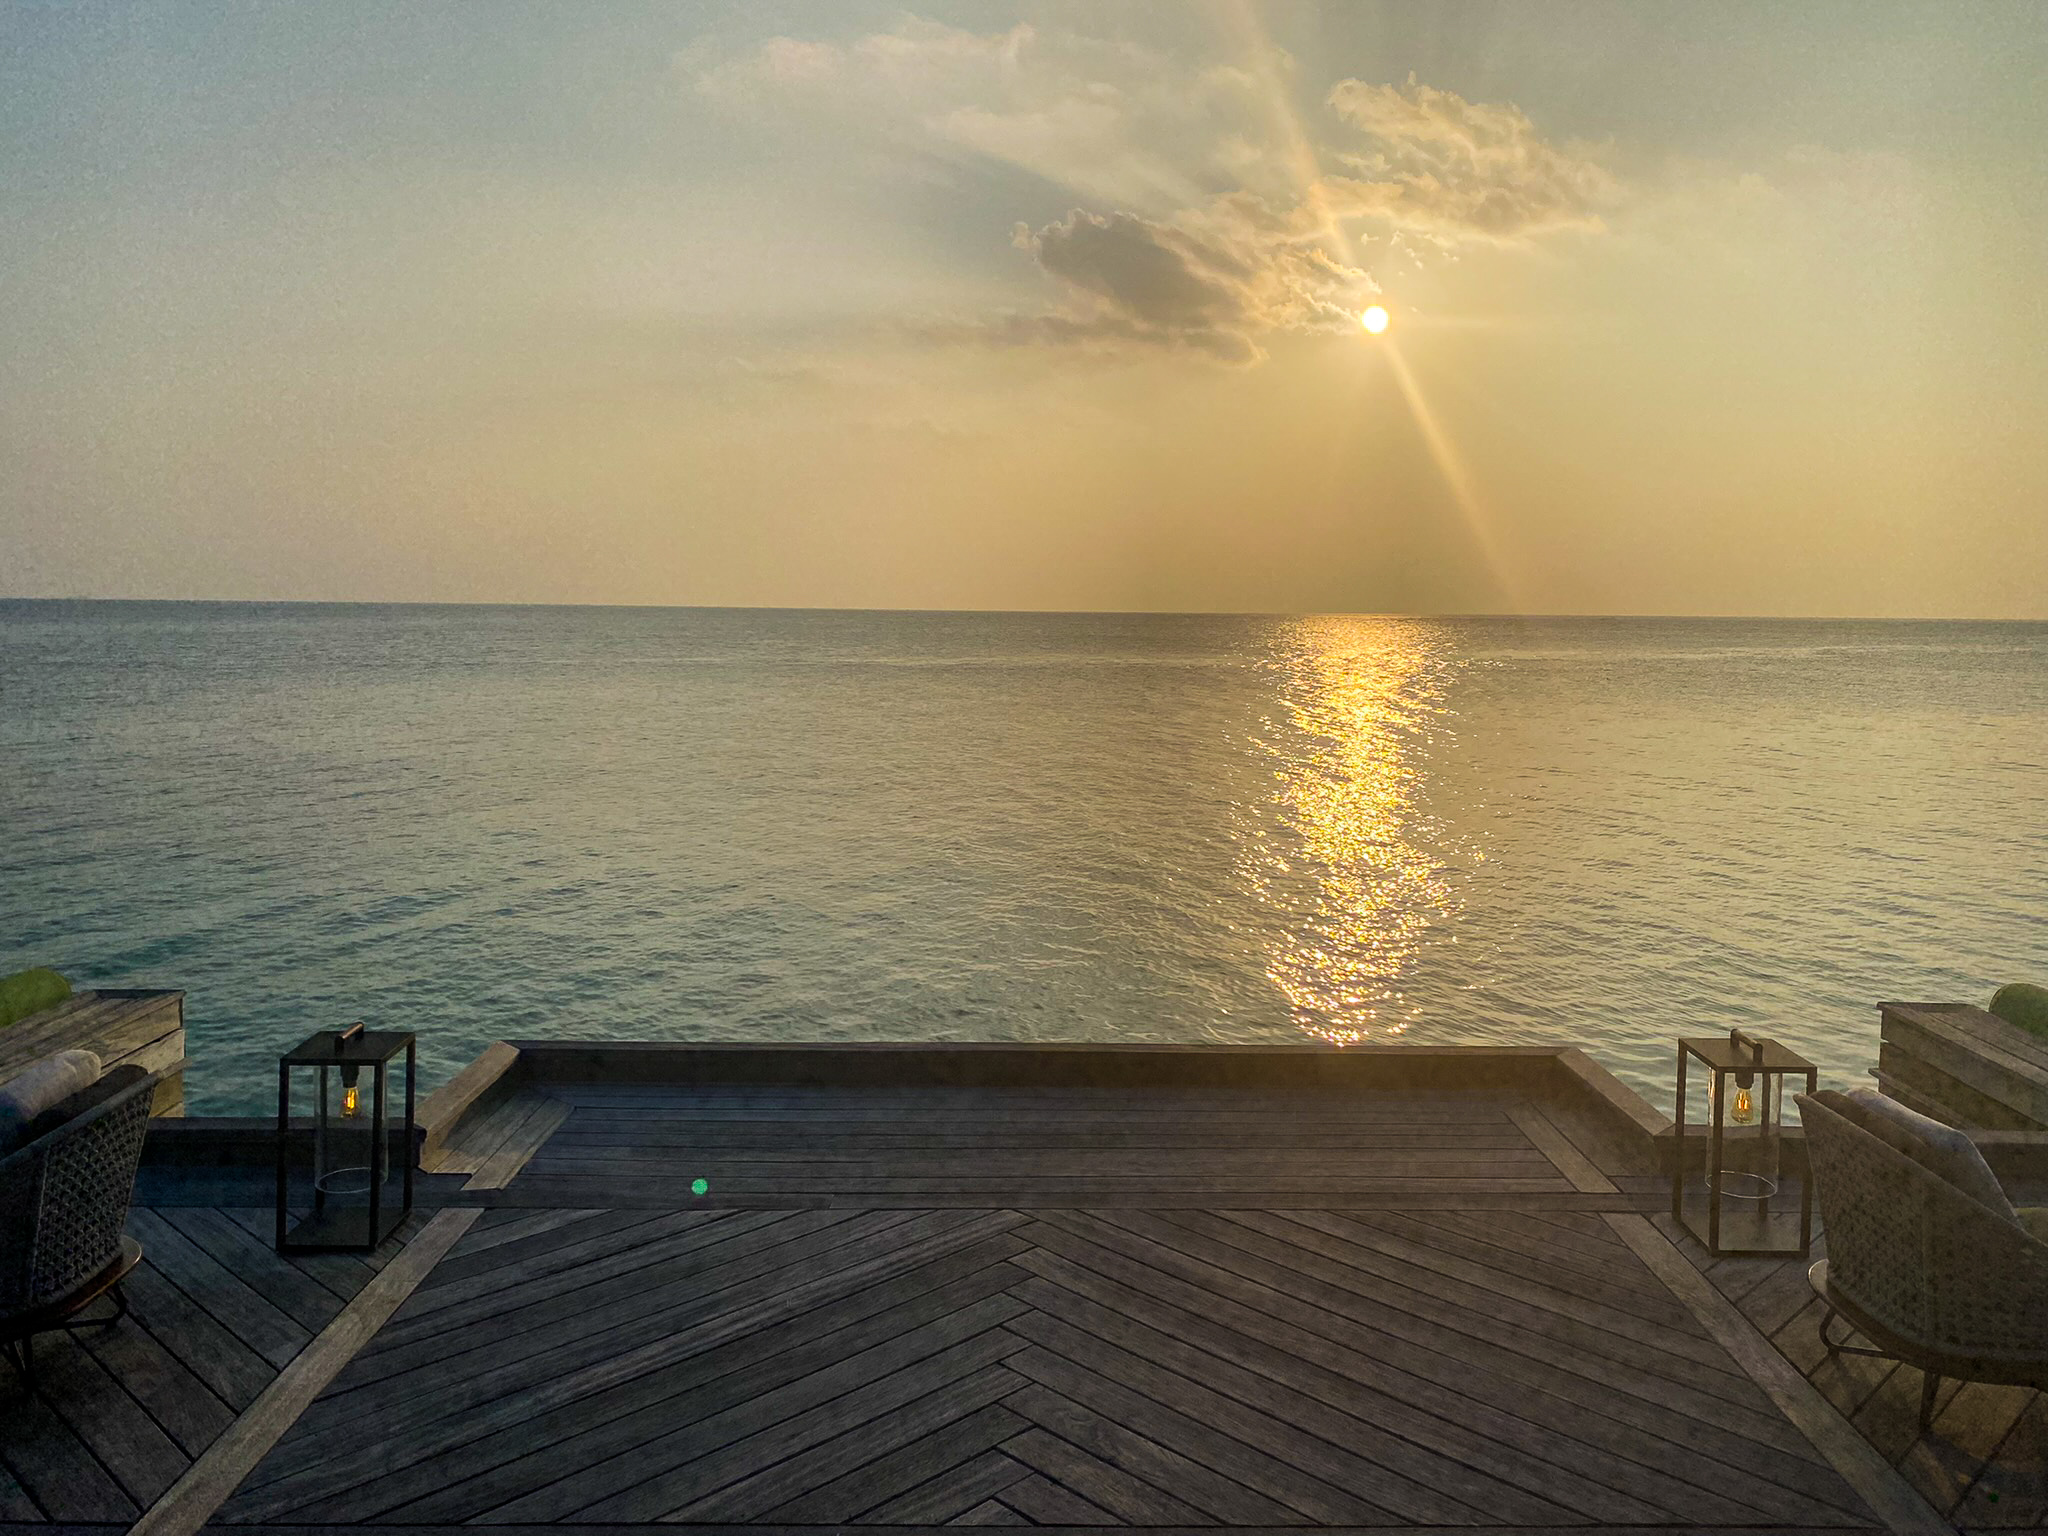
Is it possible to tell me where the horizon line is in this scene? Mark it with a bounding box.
[0,594,2044,624]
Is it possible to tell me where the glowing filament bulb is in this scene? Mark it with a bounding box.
[1731,1083,1756,1124]
[342,1081,360,1117]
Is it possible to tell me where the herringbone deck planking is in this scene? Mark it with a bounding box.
[214,1201,1883,1528]
[0,1206,428,1524]
[1650,1211,2048,1531]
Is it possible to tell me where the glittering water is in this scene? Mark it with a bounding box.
[3,602,2042,1113]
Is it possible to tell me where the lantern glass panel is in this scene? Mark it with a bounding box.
[1672,1031,1816,1258]
[277,1027,415,1253]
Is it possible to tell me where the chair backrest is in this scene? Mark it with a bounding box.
[1801,1093,2048,1361]
[0,1070,155,1320]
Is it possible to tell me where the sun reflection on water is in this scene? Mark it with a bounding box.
[1242,617,1475,1044]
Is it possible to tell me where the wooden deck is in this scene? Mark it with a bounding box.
[495,1082,1637,1208]
[0,1205,427,1524]
[1655,1211,2048,1532]
[222,1195,1873,1529]
[4,1067,2045,1533]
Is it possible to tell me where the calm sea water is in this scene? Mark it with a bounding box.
[2,602,2042,1114]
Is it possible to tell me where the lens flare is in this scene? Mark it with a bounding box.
[1361,306,1390,335]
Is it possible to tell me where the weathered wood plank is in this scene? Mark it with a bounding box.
[1209,1210,1800,1429]
[1000,1380,1301,1526]
[117,1262,276,1413]
[398,1207,734,1309]
[122,1210,310,1370]
[1880,1003,2048,1128]
[157,1209,343,1334]
[465,1094,568,1191]
[416,1040,521,1167]
[345,1211,851,1384]
[1899,1379,2039,1518]
[431,1205,605,1257]
[257,1210,1029,1492]
[0,990,183,1077]
[484,1177,1654,1210]
[990,1469,1121,1526]
[1285,1209,1733,1371]
[526,1147,1555,1176]
[756,1403,1028,1523]
[666,1361,1030,1522]
[544,1124,1538,1150]
[857,1447,1031,1525]
[996,1330,1398,1525]
[1405,1207,1672,1298]
[126,1207,477,1536]
[1361,1207,1691,1320]
[1946,1385,2048,1527]
[1607,1211,1950,1536]
[950,1494,1030,1524]
[14,1333,185,1508]
[318,1242,1033,1526]
[0,1376,142,1522]
[526,1327,1029,1521]
[1143,1211,1854,1506]
[1015,1219,1751,1526]
[76,1306,235,1460]
[1507,1100,1621,1193]
[998,1424,1210,1525]
[214,1208,375,1303]
[0,1461,40,1522]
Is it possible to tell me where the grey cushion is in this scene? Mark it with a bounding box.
[0,1048,103,1156]
[1822,1086,2015,1220]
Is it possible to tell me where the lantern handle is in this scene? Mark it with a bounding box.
[1728,1027,1766,1064]
[1728,1027,1767,1089]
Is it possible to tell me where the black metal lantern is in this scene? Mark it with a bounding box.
[276,1023,415,1253]
[1673,1029,1817,1258]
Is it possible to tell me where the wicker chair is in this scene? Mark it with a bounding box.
[0,1069,156,1388]
[1800,1092,2048,1429]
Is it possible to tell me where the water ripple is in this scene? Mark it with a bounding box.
[1,602,2042,1112]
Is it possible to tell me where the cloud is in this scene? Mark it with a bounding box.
[1004,206,1372,363]
[685,22,1617,363]
[687,19,1280,211]
[1320,75,1616,245]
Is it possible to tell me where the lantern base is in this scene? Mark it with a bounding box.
[279,1201,411,1255]
[1675,1190,1810,1258]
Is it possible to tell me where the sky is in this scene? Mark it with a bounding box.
[4,1,2046,617]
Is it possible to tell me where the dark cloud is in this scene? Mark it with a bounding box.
[1007,206,1370,364]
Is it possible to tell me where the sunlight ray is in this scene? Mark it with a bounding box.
[1381,338,1528,612]
[1212,0,1358,270]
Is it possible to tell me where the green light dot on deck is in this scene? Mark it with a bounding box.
[691,1177,709,1197]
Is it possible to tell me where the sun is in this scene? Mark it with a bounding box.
[1361,305,1390,335]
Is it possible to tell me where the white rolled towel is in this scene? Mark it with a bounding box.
[0,1048,104,1154]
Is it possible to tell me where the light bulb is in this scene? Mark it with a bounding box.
[1731,1084,1755,1124]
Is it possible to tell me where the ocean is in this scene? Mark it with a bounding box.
[2,601,2042,1114]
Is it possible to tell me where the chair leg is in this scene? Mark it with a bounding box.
[1815,1304,1891,1363]
[70,1283,129,1329]
[1920,1370,1941,1433]
[2,1336,32,1392]
[52,1285,131,1335]
[1819,1304,1844,1356]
